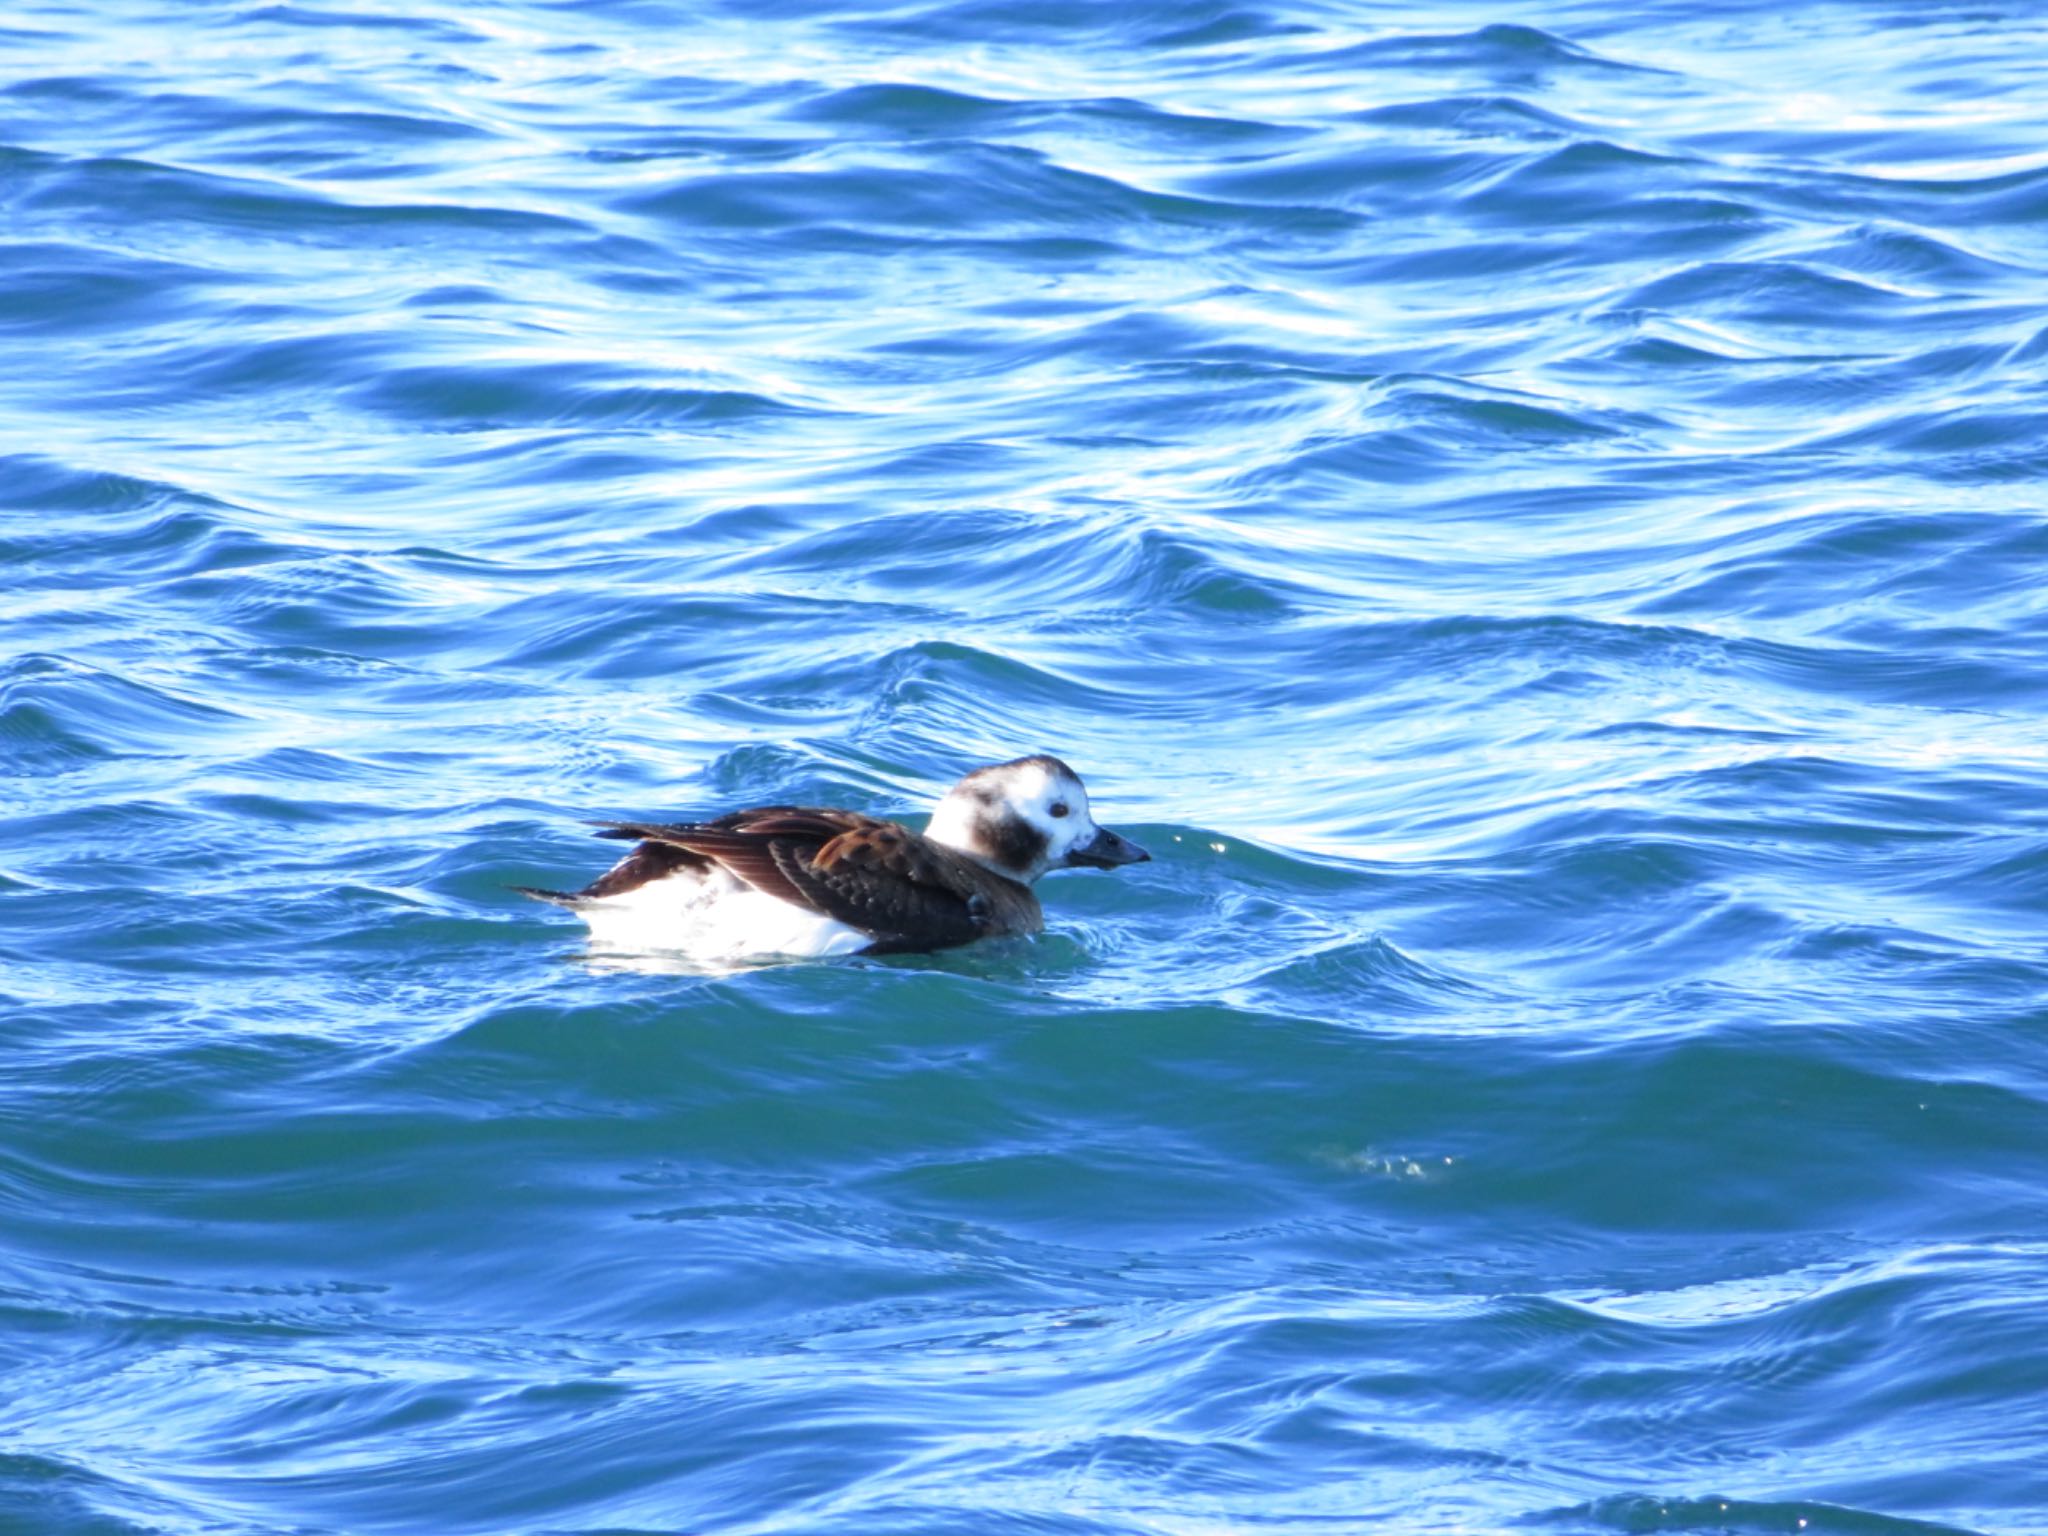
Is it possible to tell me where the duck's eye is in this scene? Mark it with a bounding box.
[1050,801,1069,818]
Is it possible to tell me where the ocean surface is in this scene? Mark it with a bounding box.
[5,1,2048,1531]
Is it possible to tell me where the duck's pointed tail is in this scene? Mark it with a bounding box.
[511,885,587,909]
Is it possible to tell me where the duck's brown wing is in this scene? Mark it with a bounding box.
[589,809,1023,953]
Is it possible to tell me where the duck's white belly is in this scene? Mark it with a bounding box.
[578,867,871,959]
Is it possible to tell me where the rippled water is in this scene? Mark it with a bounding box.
[6,1,2048,1531]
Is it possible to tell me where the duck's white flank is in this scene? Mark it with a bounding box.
[580,866,869,959]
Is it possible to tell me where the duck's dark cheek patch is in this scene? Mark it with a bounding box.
[986,814,1049,875]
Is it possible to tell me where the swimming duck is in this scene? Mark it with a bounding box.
[517,754,1148,958]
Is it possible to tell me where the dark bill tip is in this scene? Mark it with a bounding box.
[1066,825,1149,869]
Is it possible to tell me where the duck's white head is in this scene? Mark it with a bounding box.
[925,754,1149,885]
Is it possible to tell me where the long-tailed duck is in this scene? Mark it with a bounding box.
[517,755,1148,958]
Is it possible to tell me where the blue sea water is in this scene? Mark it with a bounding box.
[5,0,2048,1530]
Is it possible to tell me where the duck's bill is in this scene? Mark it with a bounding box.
[1066,825,1150,868]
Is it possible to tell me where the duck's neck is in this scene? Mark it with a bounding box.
[925,797,1042,886]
